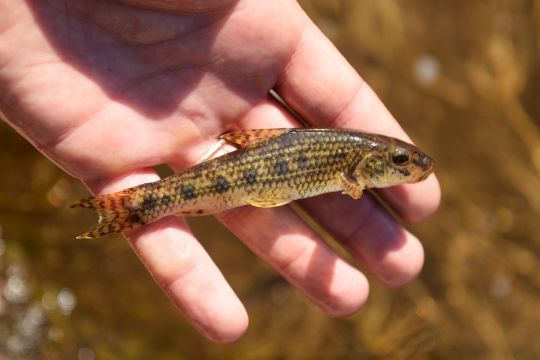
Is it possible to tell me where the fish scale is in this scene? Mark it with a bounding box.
[72,128,434,239]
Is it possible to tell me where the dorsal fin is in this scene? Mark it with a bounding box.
[219,128,291,147]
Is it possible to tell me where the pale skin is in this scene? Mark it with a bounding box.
[0,0,440,342]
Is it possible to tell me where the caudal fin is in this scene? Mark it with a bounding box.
[71,190,142,239]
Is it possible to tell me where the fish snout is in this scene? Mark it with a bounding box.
[415,154,435,180]
[420,154,434,169]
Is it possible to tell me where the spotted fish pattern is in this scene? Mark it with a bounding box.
[72,128,435,239]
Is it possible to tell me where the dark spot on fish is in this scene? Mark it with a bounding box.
[140,195,157,215]
[398,167,411,176]
[215,176,230,194]
[142,195,155,209]
[129,213,142,224]
[297,154,309,169]
[244,169,257,185]
[196,209,205,214]
[275,160,288,175]
[161,195,171,205]
[179,184,197,200]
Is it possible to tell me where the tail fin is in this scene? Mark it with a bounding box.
[71,190,142,239]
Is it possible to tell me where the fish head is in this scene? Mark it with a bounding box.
[354,137,434,188]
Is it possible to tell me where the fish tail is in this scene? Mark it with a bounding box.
[71,190,141,239]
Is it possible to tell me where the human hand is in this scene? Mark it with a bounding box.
[0,0,440,342]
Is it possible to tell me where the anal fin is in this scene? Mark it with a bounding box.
[220,128,291,147]
[246,197,291,208]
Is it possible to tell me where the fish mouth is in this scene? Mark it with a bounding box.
[419,170,432,181]
[415,154,435,181]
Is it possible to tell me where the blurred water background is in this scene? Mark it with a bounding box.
[1,0,540,358]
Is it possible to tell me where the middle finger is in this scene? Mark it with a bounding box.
[300,192,425,288]
[216,205,369,316]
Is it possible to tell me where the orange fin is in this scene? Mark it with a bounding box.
[339,172,364,200]
[219,128,291,147]
[246,197,291,208]
[71,189,143,239]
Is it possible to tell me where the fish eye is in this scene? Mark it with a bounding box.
[391,151,410,166]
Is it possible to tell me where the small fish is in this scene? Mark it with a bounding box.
[72,128,434,239]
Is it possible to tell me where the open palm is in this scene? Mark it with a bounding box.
[0,0,440,342]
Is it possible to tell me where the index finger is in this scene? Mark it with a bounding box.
[274,17,440,222]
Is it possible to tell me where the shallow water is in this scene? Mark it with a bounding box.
[2,0,540,358]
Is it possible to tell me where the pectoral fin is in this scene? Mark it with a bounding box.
[246,197,291,208]
[340,172,364,200]
[220,128,291,147]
